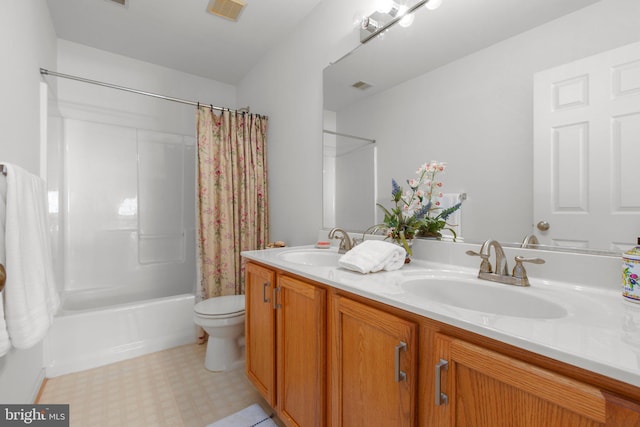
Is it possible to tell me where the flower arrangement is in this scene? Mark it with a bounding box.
[376,161,462,256]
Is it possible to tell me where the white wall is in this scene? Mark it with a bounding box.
[0,0,57,404]
[237,0,374,246]
[239,0,640,246]
[0,0,56,174]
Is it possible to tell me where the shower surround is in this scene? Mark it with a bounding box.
[44,117,198,376]
[40,39,237,376]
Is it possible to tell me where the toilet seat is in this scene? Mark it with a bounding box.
[194,295,245,318]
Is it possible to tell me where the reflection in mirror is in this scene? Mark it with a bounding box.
[323,0,640,254]
[322,123,376,232]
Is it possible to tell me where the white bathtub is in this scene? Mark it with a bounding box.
[44,287,197,377]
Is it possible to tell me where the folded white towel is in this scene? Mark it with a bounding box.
[3,163,60,349]
[338,240,406,274]
[0,173,10,356]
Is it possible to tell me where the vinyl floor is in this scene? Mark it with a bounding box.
[37,343,282,427]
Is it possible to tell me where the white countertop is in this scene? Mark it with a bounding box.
[242,243,640,388]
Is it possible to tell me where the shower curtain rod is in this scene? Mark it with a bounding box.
[39,68,250,114]
[323,129,375,143]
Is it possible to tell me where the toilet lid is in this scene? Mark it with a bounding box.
[194,295,245,316]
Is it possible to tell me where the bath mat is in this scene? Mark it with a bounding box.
[207,403,277,427]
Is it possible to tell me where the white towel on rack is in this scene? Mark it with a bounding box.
[3,163,60,349]
[338,240,406,274]
[0,173,11,356]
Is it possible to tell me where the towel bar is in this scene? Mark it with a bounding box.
[0,264,5,292]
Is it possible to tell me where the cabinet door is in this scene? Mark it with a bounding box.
[433,333,606,427]
[245,262,276,406]
[331,295,417,427]
[276,275,326,427]
[603,391,640,426]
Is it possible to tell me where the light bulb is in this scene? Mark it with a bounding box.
[353,12,368,28]
[399,12,415,27]
[376,0,394,13]
[425,0,443,10]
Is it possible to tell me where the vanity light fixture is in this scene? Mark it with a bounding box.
[399,12,415,27]
[360,0,443,43]
[380,1,415,27]
[361,16,384,34]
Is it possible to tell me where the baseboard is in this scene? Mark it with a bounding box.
[31,368,47,403]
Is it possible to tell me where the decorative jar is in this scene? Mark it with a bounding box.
[623,239,640,303]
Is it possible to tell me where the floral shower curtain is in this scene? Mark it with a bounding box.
[196,107,269,306]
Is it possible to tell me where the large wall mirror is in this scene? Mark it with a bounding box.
[323,0,640,254]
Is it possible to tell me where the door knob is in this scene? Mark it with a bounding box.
[537,221,550,231]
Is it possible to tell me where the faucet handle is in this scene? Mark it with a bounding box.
[329,227,354,253]
[465,250,492,273]
[512,256,545,283]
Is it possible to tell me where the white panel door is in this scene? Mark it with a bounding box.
[533,41,640,251]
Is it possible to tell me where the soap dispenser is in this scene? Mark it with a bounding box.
[623,238,640,303]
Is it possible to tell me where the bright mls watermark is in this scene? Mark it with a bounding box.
[0,405,69,426]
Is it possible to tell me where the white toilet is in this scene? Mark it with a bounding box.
[193,295,246,372]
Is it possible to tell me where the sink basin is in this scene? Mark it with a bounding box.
[278,249,341,267]
[401,276,567,319]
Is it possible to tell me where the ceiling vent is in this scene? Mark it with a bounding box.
[352,81,373,90]
[207,0,247,21]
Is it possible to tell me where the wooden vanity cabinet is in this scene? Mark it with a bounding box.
[245,262,326,427]
[430,333,606,427]
[330,294,417,427]
[276,274,326,427]
[245,261,640,427]
[245,262,277,406]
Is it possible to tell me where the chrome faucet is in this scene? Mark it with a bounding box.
[328,228,354,254]
[466,239,545,287]
[521,234,540,249]
[480,239,509,276]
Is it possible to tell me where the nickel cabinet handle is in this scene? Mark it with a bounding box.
[262,282,270,303]
[435,358,449,406]
[394,341,407,382]
[272,287,282,310]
